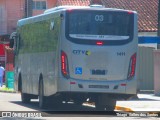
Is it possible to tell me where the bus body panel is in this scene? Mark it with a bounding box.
[69,43,136,81]
[14,6,138,101]
[58,38,137,94]
[57,9,138,95]
[14,12,63,96]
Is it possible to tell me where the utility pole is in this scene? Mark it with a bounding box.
[158,0,160,36]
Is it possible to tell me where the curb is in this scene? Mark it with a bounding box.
[0,87,16,93]
[115,105,134,112]
[148,111,160,114]
[0,85,16,93]
[0,90,16,93]
[84,102,135,112]
[115,106,160,115]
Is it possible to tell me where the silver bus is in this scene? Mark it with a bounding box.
[10,5,138,111]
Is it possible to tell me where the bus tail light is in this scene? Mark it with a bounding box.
[61,51,70,79]
[127,53,136,80]
[96,41,104,46]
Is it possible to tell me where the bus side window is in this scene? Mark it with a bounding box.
[15,34,21,54]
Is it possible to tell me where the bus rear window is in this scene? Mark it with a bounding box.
[66,10,134,45]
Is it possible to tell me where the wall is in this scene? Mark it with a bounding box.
[32,0,57,16]
[6,0,24,34]
[137,46,155,91]
[139,32,157,36]
[153,50,160,96]
[47,0,56,8]
[0,0,7,35]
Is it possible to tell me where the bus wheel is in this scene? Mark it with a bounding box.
[39,79,47,109]
[95,104,116,111]
[95,95,116,111]
[21,92,31,103]
[21,79,31,103]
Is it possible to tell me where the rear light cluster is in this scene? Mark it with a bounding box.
[61,51,70,79]
[127,53,136,80]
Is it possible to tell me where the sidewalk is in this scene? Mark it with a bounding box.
[116,94,160,112]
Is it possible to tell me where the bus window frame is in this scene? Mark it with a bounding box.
[65,9,134,46]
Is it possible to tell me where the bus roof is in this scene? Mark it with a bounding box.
[17,5,137,27]
[44,5,90,14]
[44,5,136,14]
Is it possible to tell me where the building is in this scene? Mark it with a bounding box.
[0,0,24,68]
[0,0,158,37]
[101,0,158,36]
[0,0,24,35]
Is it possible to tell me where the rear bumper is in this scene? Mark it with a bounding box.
[58,77,137,95]
[53,91,137,101]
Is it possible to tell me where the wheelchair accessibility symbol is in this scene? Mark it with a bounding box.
[75,67,82,75]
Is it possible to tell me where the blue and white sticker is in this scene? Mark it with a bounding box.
[75,67,82,75]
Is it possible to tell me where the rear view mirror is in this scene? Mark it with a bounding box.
[9,39,14,48]
[9,32,17,48]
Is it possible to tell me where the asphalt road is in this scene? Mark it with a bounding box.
[0,92,116,117]
[0,92,159,120]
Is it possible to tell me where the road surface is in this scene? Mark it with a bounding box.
[0,92,159,120]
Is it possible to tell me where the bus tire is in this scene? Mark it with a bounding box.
[95,104,115,111]
[20,77,31,103]
[39,79,47,109]
[21,92,31,103]
[95,95,116,111]
[18,74,22,92]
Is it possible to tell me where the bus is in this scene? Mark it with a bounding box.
[10,5,138,111]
